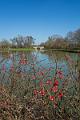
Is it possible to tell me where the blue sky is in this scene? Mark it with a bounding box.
[0,0,80,44]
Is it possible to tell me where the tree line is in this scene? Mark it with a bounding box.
[0,35,34,48]
[41,28,80,49]
[0,28,80,49]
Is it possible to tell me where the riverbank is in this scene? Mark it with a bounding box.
[0,48,80,53]
[10,48,34,51]
[44,48,80,53]
[0,48,34,52]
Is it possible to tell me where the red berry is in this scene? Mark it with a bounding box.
[49,95,54,101]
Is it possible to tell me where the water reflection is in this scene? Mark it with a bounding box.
[0,50,80,73]
[0,50,80,97]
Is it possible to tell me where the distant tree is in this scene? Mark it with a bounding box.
[16,35,23,48]
[0,39,10,48]
[44,34,64,49]
[74,29,80,47]
[10,37,17,48]
[24,36,34,47]
[10,35,35,48]
[65,29,80,48]
[40,42,45,46]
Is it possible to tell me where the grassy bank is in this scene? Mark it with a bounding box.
[0,48,34,52]
[0,47,80,53]
[10,48,34,51]
[44,48,80,53]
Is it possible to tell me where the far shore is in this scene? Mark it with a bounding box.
[44,48,80,53]
[0,47,80,53]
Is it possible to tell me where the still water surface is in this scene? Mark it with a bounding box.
[0,50,79,97]
[0,50,80,74]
